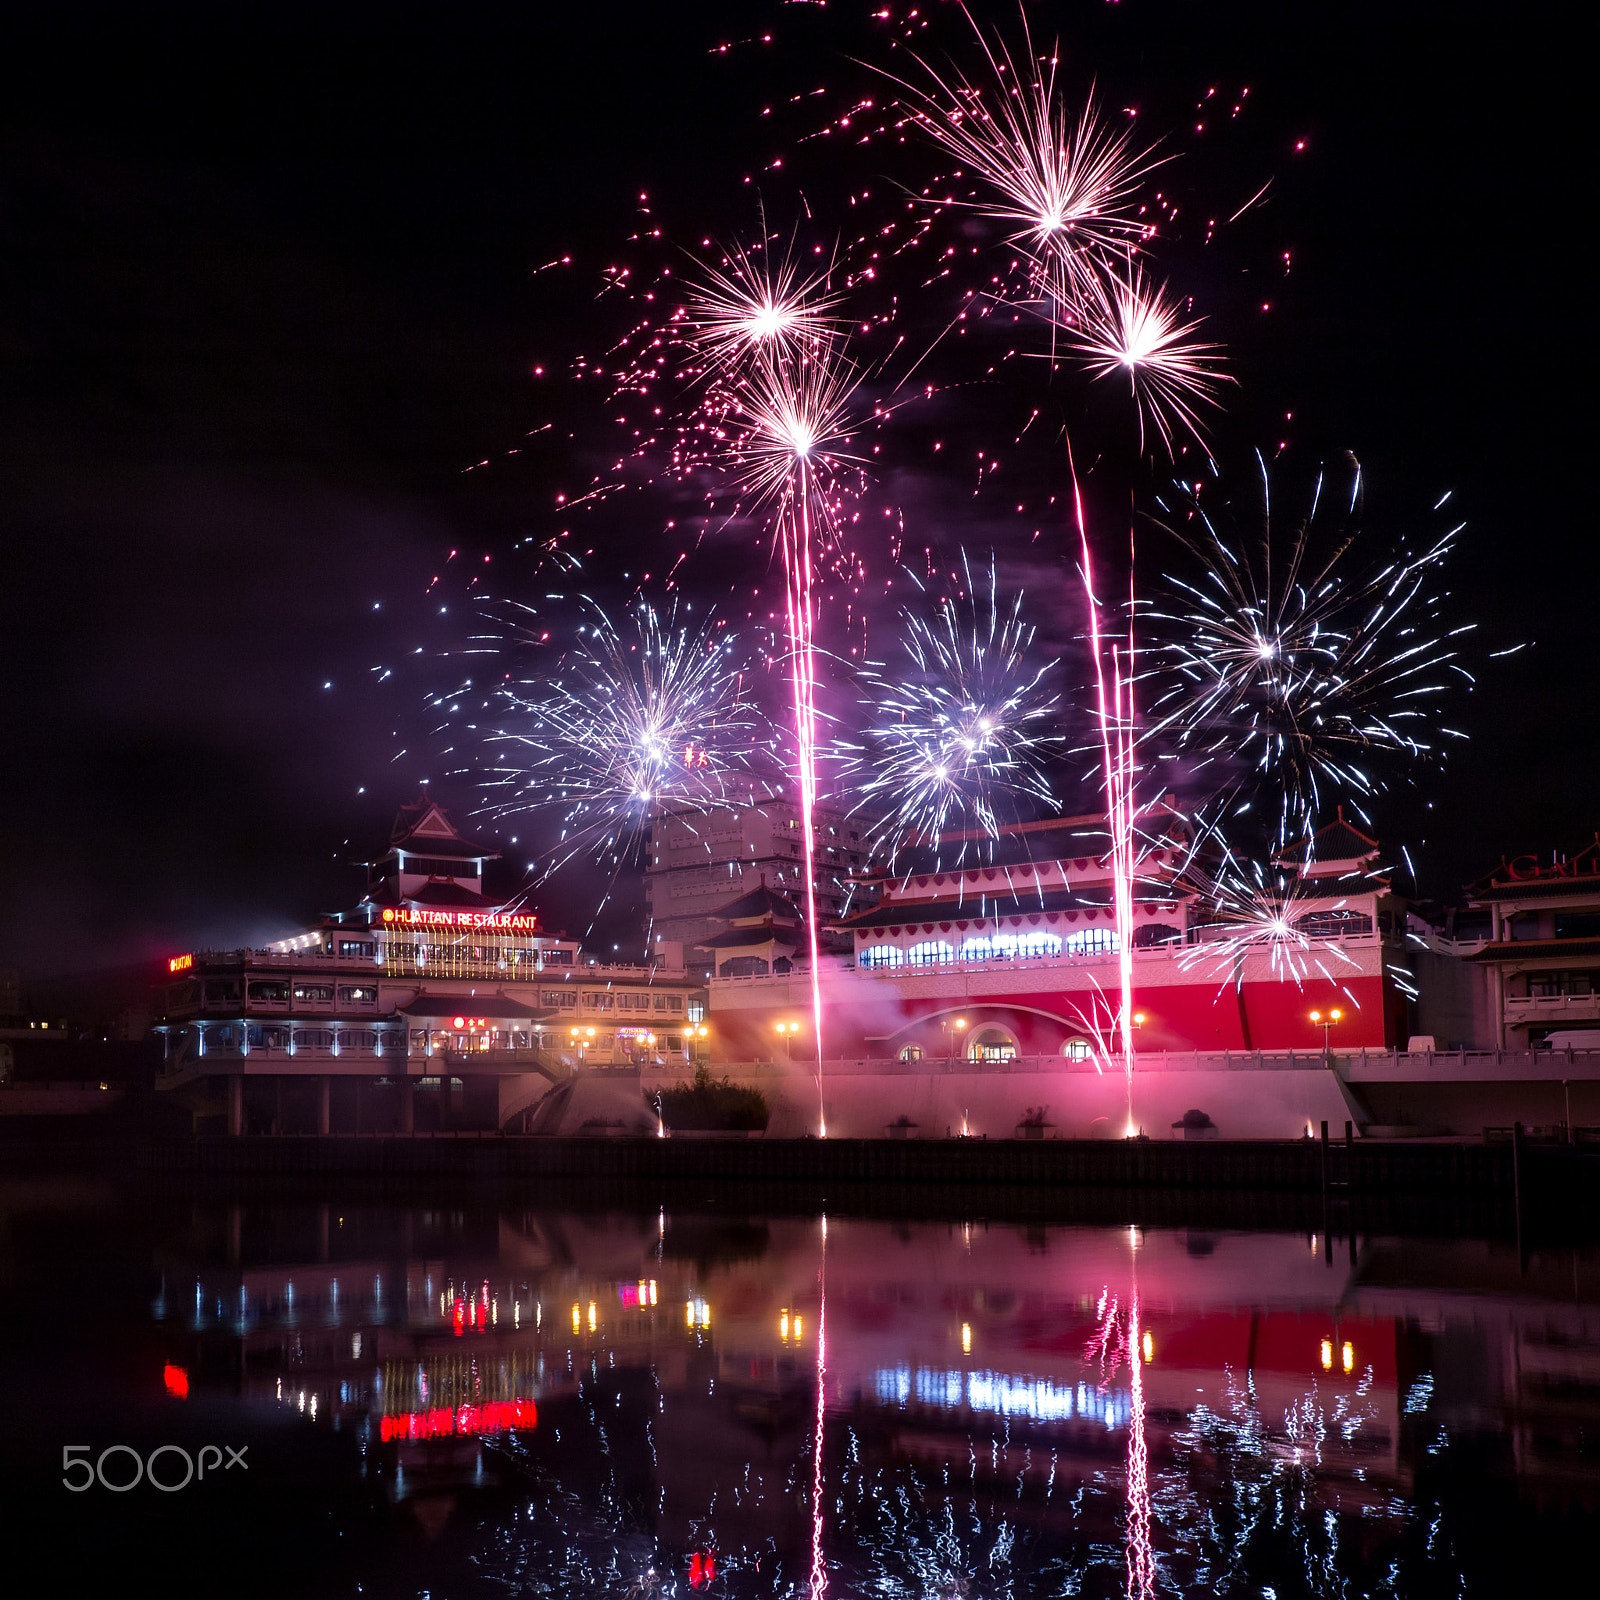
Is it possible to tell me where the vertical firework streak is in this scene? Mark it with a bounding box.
[1073,468,1138,1122]
[809,1213,829,1599]
[722,343,861,1137]
[786,463,828,1135]
[1125,1282,1154,1600]
[1090,1272,1155,1600]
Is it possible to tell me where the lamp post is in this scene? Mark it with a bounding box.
[692,1023,710,1068]
[775,1020,801,1062]
[943,1016,968,1062]
[1309,1007,1343,1064]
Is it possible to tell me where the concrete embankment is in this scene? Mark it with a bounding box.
[134,1131,1600,1199]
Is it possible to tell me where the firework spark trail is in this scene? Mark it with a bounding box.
[1125,1284,1155,1600]
[1072,463,1138,1120]
[1142,452,1473,846]
[718,337,864,1134]
[835,552,1063,866]
[810,1213,829,1600]
[1089,1268,1154,1600]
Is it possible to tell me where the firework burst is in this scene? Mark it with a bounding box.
[477,598,765,876]
[1175,841,1365,991]
[1142,452,1474,846]
[890,10,1152,305]
[838,554,1063,866]
[1073,260,1229,450]
[683,236,842,370]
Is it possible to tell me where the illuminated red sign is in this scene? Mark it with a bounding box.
[163,1364,189,1399]
[381,908,538,931]
[378,1400,537,1442]
[451,1017,490,1031]
[168,953,194,973]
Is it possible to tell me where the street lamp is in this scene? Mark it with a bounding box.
[942,1016,968,1061]
[1309,1007,1343,1062]
[775,1020,801,1061]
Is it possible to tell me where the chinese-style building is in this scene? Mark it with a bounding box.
[703,803,1427,1067]
[1464,838,1600,1048]
[154,796,705,1134]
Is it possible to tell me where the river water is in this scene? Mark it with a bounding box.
[1,1178,1591,1597]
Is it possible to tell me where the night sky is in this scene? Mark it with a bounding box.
[0,1,1586,988]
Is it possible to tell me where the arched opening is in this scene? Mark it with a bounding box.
[967,1027,1017,1063]
[905,940,955,967]
[1062,1037,1093,1062]
[898,1043,925,1063]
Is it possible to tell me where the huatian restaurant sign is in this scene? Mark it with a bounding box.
[381,908,538,931]
[168,953,194,973]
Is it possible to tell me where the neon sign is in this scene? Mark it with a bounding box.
[381,908,538,931]
[168,954,194,973]
[378,1400,537,1442]
[451,1017,490,1030]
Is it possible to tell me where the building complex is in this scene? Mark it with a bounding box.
[149,793,1600,1139]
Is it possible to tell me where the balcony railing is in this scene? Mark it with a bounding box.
[1505,992,1600,1014]
[647,1047,1600,1077]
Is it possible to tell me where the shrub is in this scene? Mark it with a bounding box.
[657,1067,769,1132]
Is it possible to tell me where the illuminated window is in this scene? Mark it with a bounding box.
[1295,910,1374,940]
[905,940,956,967]
[962,932,1063,962]
[1062,1038,1093,1061]
[1063,927,1119,956]
[898,1044,924,1062]
[859,944,905,969]
[968,1027,1017,1062]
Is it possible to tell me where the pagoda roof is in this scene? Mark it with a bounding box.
[398,994,553,1020]
[1464,938,1600,963]
[380,794,500,862]
[696,925,804,952]
[832,886,1179,932]
[368,882,504,912]
[705,883,806,925]
[1275,809,1380,869]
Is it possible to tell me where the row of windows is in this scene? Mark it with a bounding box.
[385,946,575,966]
[240,982,379,1004]
[894,1033,1095,1064]
[857,930,1120,968]
[197,1026,387,1051]
[582,992,685,1012]
[397,857,482,878]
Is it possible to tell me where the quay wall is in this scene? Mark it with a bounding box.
[136,1131,1600,1201]
[643,1054,1600,1141]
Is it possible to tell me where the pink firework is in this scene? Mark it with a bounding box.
[684,236,842,370]
[723,344,864,1135]
[891,9,1153,305]
[1073,261,1229,450]
[1072,470,1140,1126]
